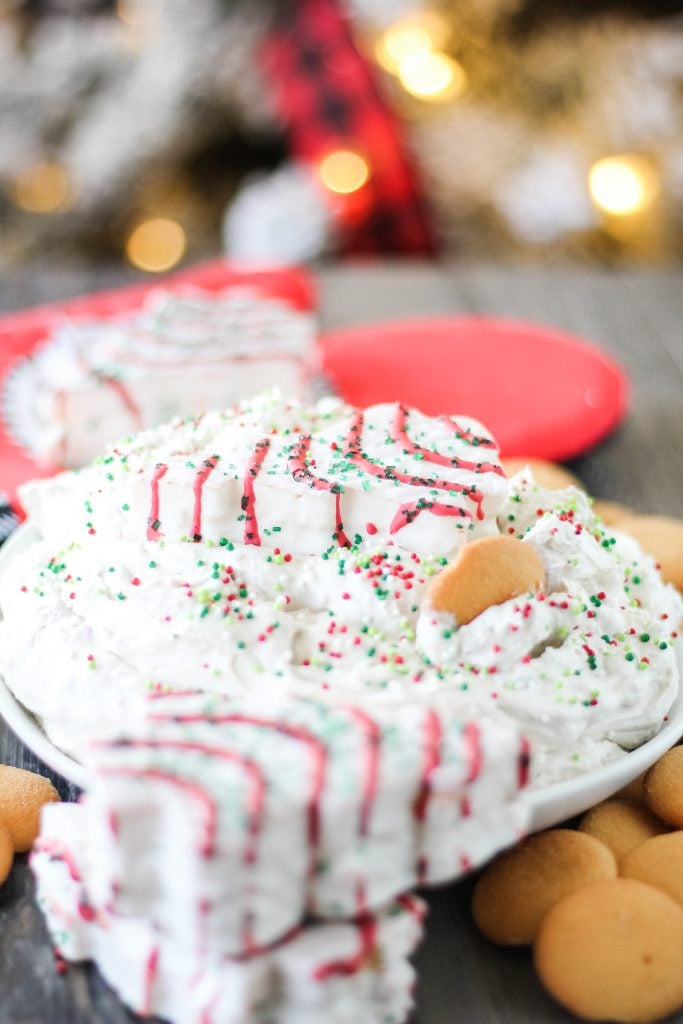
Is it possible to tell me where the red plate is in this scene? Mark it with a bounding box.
[0,261,315,510]
[318,316,629,461]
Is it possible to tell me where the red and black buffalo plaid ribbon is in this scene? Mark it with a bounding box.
[262,0,437,255]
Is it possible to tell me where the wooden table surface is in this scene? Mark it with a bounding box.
[0,261,682,1024]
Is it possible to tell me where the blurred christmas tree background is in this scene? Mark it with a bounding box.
[1,0,682,271]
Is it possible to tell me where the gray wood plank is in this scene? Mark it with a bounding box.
[0,262,682,1023]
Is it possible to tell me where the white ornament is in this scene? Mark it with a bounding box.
[494,145,598,243]
[223,162,334,264]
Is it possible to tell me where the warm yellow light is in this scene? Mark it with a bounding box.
[376,24,432,72]
[375,12,449,73]
[318,150,370,195]
[397,50,466,102]
[116,0,164,27]
[11,162,71,213]
[588,156,658,216]
[126,218,186,273]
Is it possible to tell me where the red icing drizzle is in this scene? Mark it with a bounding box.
[229,920,304,963]
[344,707,381,837]
[463,722,482,784]
[389,499,471,536]
[518,735,532,789]
[199,996,219,1024]
[439,414,497,450]
[192,455,220,542]
[100,765,218,858]
[314,915,377,980]
[191,899,212,990]
[288,434,351,547]
[314,885,377,981]
[344,411,486,522]
[33,838,83,882]
[413,709,443,822]
[32,840,98,922]
[108,738,266,869]
[242,438,270,546]
[414,709,443,884]
[96,372,143,431]
[396,892,426,923]
[142,946,159,1017]
[139,700,406,964]
[147,463,168,541]
[393,405,503,476]
[149,710,328,894]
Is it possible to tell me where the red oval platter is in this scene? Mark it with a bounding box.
[318,316,629,461]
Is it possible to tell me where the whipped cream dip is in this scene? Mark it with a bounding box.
[3,392,679,785]
[0,390,679,1024]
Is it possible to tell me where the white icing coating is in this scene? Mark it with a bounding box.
[32,691,528,954]
[32,800,424,1024]
[30,687,525,1024]
[19,391,507,557]
[4,288,315,467]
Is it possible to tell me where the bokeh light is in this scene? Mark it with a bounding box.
[125,218,186,272]
[116,0,165,28]
[588,156,658,216]
[375,12,449,73]
[397,50,467,102]
[318,150,371,195]
[11,163,71,214]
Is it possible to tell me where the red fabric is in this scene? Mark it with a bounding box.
[261,0,436,255]
[0,261,316,509]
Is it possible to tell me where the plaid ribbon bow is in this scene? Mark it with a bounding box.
[262,0,437,255]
